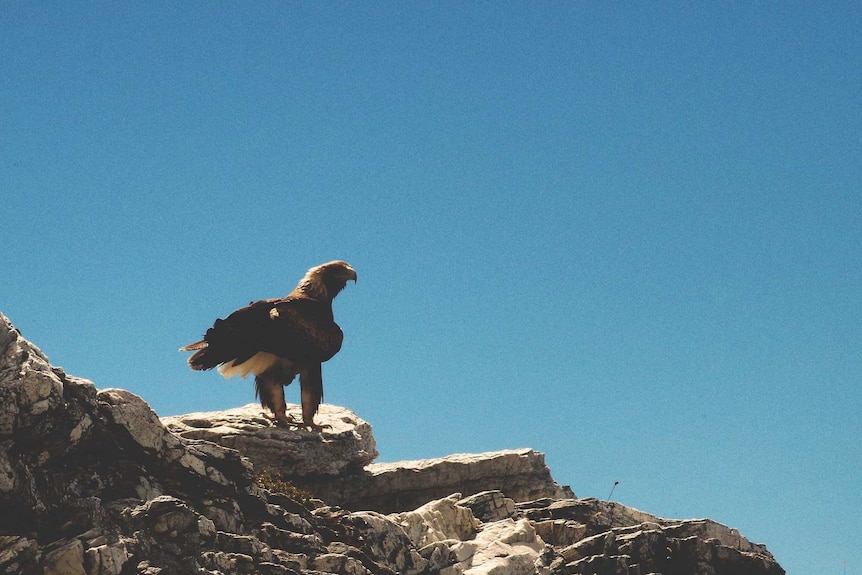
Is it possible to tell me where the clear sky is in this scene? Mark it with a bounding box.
[2,3,860,574]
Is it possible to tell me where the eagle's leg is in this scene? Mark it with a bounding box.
[255,371,293,427]
[300,366,331,432]
[300,392,330,431]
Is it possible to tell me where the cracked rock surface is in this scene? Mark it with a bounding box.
[0,311,784,575]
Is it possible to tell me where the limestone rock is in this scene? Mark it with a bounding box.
[305,448,575,513]
[336,510,430,575]
[457,490,518,523]
[389,493,550,575]
[450,517,549,575]
[381,494,547,575]
[161,405,572,514]
[517,497,785,575]
[393,494,480,548]
[43,539,86,575]
[162,403,378,476]
[0,310,785,575]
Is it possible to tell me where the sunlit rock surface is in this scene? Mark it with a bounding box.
[0,311,784,575]
[163,403,379,476]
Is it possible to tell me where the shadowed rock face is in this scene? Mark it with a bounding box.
[0,311,785,575]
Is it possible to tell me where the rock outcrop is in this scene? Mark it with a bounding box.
[0,311,785,575]
[162,404,379,477]
[165,407,573,513]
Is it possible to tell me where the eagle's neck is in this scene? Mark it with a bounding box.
[294,273,340,302]
[294,275,327,301]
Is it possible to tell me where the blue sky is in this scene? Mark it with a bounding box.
[2,3,860,573]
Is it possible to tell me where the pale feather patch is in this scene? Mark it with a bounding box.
[218,352,285,379]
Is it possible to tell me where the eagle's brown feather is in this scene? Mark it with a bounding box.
[180,261,356,430]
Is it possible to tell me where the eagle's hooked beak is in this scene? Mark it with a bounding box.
[347,268,357,283]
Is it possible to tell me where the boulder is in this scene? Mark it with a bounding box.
[162,403,378,476]
[388,493,549,575]
[449,517,549,575]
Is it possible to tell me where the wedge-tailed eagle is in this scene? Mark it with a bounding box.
[180,260,356,431]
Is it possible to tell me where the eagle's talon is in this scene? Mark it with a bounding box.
[266,412,328,432]
[277,416,299,428]
[262,412,298,427]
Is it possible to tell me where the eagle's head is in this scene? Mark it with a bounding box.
[297,260,357,301]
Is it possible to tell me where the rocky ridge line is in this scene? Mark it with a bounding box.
[0,311,784,575]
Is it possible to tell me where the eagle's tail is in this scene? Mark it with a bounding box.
[179,340,207,352]
[179,340,221,371]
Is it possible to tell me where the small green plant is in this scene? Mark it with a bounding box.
[255,470,313,505]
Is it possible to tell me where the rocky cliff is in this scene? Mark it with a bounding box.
[0,311,784,575]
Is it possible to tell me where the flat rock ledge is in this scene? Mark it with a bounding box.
[162,403,379,477]
[315,448,575,514]
[162,406,574,513]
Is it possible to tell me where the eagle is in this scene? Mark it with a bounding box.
[180,260,357,431]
